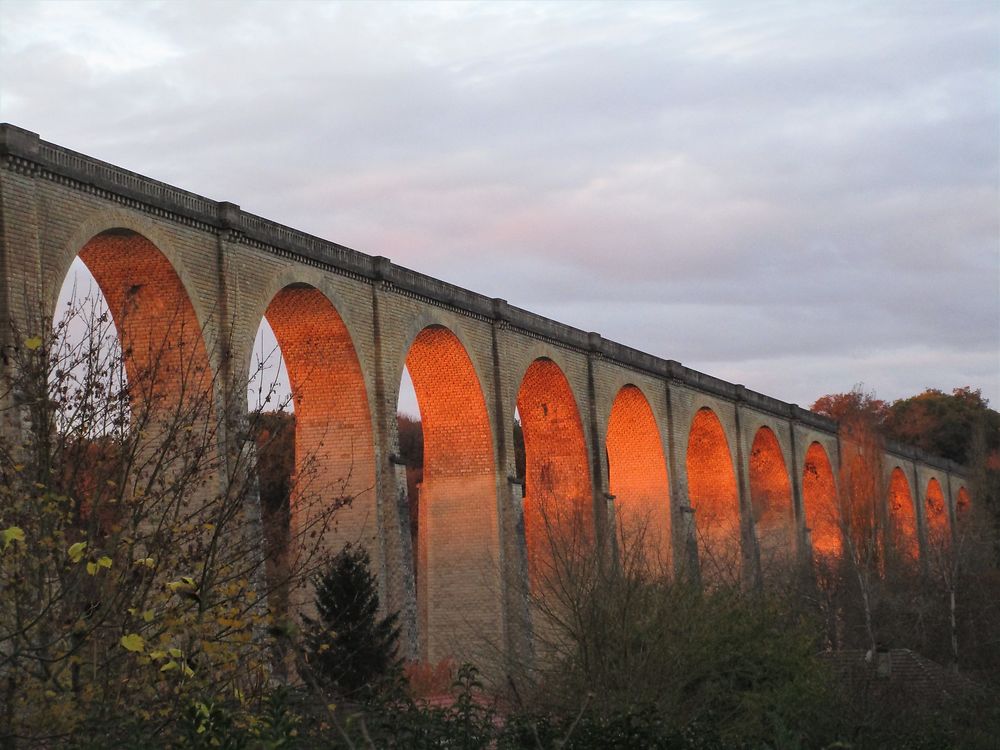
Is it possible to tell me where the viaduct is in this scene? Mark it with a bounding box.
[0,124,971,670]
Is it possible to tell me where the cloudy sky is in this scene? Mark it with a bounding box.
[2,0,998,411]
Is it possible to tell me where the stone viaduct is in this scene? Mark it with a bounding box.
[0,124,971,670]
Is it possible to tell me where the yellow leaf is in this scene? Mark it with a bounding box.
[135,557,155,568]
[2,526,25,549]
[68,541,87,563]
[142,609,155,623]
[168,647,182,658]
[24,336,42,351]
[120,633,145,653]
[160,660,179,672]
[98,556,112,569]
[86,562,97,575]
[149,650,167,661]
[182,664,195,678]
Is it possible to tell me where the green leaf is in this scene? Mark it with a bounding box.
[2,526,25,550]
[120,633,145,653]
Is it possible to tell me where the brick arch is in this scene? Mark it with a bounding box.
[262,285,376,590]
[517,357,594,592]
[888,467,918,564]
[956,486,972,520]
[245,266,371,387]
[508,343,590,424]
[748,426,794,572]
[686,407,741,581]
[55,210,210,336]
[74,229,213,408]
[924,477,949,550]
[803,441,841,562]
[605,384,671,573]
[403,325,499,663]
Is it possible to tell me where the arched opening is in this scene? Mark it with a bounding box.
[395,370,422,591]
[803,442,840,563]
[403,326,499,664]
[887,468,918,564]
[71,230,212,410]
[748,427,794,574]
[686,408,740,582]
[260,285,375,613]
[50,234,215,530]
[605,385,671,574]
[517,358,593,593]
[924,477,949,551]
[956,486,971,521]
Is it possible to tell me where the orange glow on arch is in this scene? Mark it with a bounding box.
[748,427,793,571]
[78,230,212,407]
[887,468,918,564]
[264,286,375,587]
[803,442,841,562]
[517,358,593,592]
[405,326,498,664]
[605,385,671,574]
[686,408,740,581]
[956,487,971,520]
[925,478,949,549]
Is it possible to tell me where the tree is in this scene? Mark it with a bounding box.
[301,544,402,700]
[884,387,999,466]
[835,398,887,652]
[0,290,337,747]
[811,385,1000,677]
[811,387,889,429]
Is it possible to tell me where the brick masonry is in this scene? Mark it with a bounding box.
[0,124,973,671]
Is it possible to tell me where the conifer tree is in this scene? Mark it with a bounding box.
[302,544,402,699]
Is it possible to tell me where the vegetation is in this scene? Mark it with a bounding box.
[301,544,402,699]
[3,288,998,748]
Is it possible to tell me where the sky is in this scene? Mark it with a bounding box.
[2,0,998,414]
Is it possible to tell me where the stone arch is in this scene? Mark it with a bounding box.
[748,426,794,573]
[686,407,740,582]
[261,284,376,609]
[887,467,918,564]
[924,477,949,550]
[69,228,214,410]
[605,384,671,573]
[517,357,594,593]
[803,442,841,563]
[402,325,500,664]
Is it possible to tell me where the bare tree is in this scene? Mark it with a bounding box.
[0,290,344,747]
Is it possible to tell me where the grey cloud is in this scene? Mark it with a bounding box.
[2,0,996,406]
